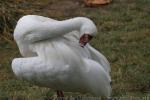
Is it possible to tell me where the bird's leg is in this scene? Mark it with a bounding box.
[60,90,64,97]
[79,34,93,47]
[56,90,64,99]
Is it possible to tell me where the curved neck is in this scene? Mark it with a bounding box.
[55,17,97,36]
[44,17,97,37]
[23,17,97,43]
[46,17,83,36]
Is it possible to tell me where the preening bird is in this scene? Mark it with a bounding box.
[12,15,111,97]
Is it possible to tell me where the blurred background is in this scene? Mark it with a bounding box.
[0,0,150,99]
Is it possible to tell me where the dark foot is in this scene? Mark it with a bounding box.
[56,90,64,100]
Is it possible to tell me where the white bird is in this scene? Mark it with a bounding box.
[12,15,111,97]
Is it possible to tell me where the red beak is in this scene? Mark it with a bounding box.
[79,34,93,47]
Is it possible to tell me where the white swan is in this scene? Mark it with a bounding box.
[12,15,111,97]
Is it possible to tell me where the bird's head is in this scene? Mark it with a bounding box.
[79,18,97,47]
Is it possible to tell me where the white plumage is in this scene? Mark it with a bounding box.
[12,15,111,96]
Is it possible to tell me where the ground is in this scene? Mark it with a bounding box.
[0,0,150,99]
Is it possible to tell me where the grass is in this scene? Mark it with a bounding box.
[0,0,150,99]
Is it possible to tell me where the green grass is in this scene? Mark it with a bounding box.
[0,0,150,99]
